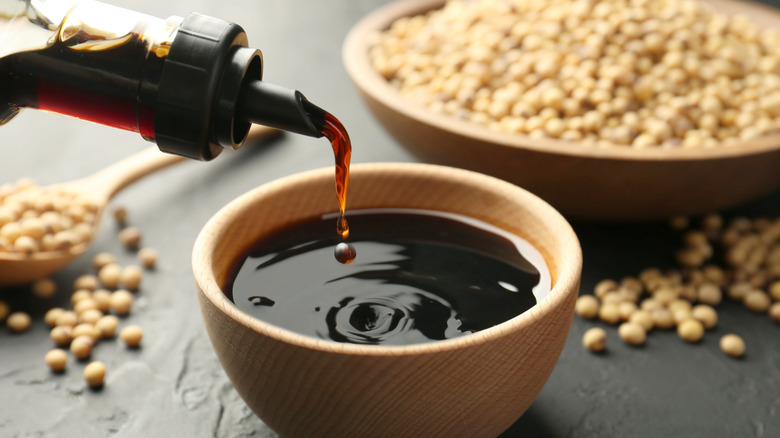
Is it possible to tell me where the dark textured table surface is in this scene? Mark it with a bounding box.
[2,0,780,437]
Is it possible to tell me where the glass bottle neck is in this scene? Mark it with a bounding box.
[0,0,181,137]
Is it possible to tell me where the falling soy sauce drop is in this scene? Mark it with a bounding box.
[334,242,357,264]
[319,111,356,263]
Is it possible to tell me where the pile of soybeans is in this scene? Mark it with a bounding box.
[369,0,780,148]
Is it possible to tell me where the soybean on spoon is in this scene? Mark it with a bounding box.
[0,126,280,287]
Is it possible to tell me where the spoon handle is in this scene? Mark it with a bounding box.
[83,147,187,201]
[83,126,282,200]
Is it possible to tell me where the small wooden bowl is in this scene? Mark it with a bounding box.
[193,163,582,438]
[343,0,780,220]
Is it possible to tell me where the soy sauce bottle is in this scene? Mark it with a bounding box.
[0,0,326,160]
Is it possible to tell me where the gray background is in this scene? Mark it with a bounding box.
[1,0,780,437]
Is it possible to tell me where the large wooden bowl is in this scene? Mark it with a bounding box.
[343,0,780,221]
[193,163,582,438]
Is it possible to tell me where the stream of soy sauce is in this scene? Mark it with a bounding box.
[319,112,357,264]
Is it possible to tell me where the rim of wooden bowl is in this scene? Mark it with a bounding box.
[193,162,582,357]
[342,0,780,164]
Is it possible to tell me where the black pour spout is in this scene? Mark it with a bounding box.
[236,80,327,140]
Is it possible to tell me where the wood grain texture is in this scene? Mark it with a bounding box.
[342,0,780,220]
[193,163,582,438]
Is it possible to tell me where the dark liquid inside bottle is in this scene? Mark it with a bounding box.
[225,209,550,346]
[0,6,171,138]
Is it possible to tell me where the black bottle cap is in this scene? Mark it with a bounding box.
[154,13,262,161]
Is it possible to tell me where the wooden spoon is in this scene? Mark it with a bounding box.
[0,126,280,287]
